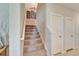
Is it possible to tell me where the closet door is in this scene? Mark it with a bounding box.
[50,13,64,55]
[64,17,74,51]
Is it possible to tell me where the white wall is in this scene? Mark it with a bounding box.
[0,4,9,46]
[37,4,51,55]
[46,3,77,53]
[46,4,76,17]
[0,4,9,33]
[9,4,21,56]
[74,13,79,48]
[37,3,78,55]
[36,3,46,41]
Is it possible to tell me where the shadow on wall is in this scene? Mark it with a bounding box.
[45,27,52,55]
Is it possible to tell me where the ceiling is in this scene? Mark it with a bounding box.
[25,3,79,12]
[25,3,38,10]
[59,3,79,12]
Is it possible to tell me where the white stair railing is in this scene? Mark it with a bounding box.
[20,13,26,56]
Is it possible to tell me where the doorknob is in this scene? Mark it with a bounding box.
[71,34,73,37]
[59,35,62,38]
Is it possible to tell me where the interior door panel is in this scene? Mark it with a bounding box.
[50,14,64,55]
[64,17,74,51]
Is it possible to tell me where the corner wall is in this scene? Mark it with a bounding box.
[9,3,21,56]
[20,3,25,38]
[36,3,51,55]
[36,3,46,41]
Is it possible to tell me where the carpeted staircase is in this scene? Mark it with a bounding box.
[23,25,46,56]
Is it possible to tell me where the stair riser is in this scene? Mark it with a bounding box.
[24,36,40,40]
[23,49,46,56]
[25,28,34,29]
[23,25,46,56]
[23,44,44,53]
[25,34,40,37]
[25,26,36,28]
[25,37,32,39]
[25,30,33,32]
[24,39,42,45]
[25,32,39,35]
[25,33,33,35]
[24,37,40,40]
[26,25,36,27]
[24,35,40,40]
[36,39,42,43]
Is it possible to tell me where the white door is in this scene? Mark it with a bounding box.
[49,13,64,55]
[64,17,74,51]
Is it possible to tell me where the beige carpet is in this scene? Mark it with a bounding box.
[23,25,46,56]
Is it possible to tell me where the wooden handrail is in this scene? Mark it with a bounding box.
[0,47,6,54]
